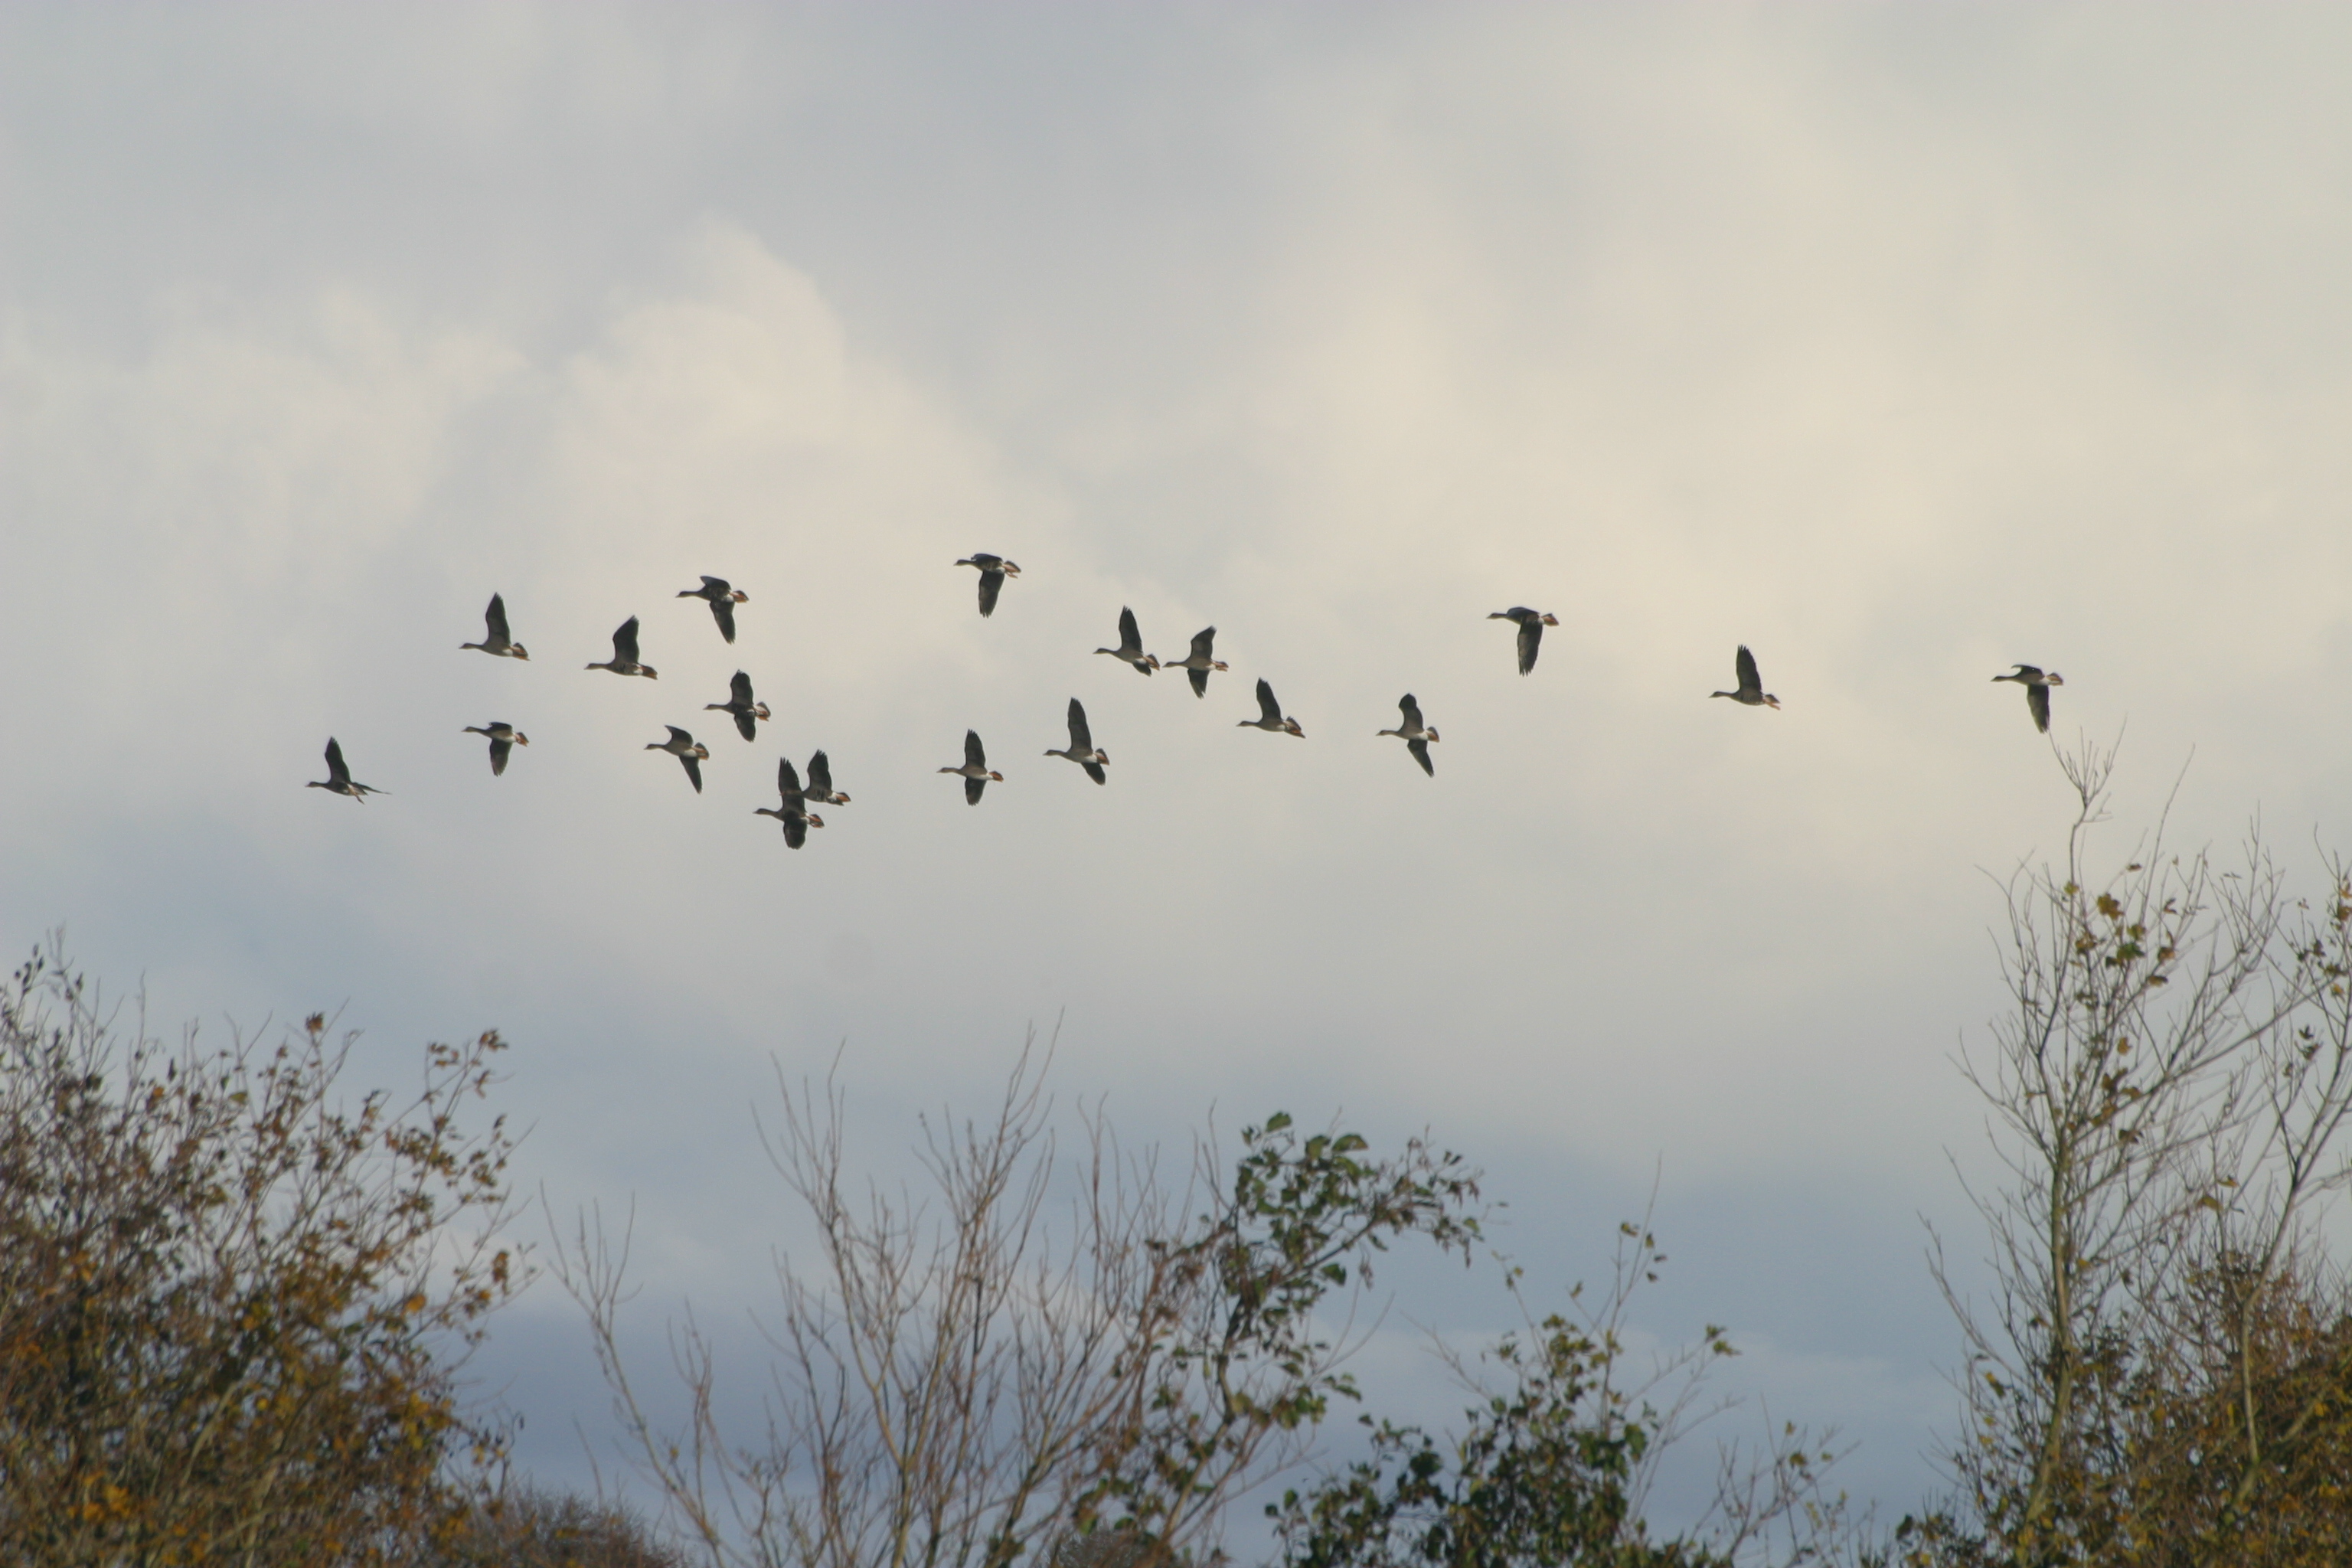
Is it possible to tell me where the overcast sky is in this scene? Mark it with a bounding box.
[8,3,2352,1547]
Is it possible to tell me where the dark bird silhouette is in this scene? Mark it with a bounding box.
[705,670,771,741]
[1239,678,1305,737]
[755,756,826,848]
[462,721,528,776]
[586,616,657,679]
[306,738,383,801]
[940,729,1003,805]
[1377,694,1439,776]
[955,554,1021,617]
[1992,665,2064,733]
[1045,698,1109,784]
[678,576,749,643]
[805,750,850,806]
[646,726,710,792]
[1165,626,1229,698]
[1094,606,1160,675]
[1710,645,1780,710]
[1488,607,1560,676]
[460,593,528,659]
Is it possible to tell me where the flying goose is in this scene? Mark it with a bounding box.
[704,670,771,741]
[805,750,850,806]
[754,756,826,848]
[1094,606,1160,675]
[1239,678,1304,737]
[306,738,384,801]
[955,554,1021,617]
[1710,645,1780,709]
[1045,697,1109,784]
[460,593,528,659]
[586,616,657,679]
[646,726,710,792]
[939,729,1004,805]
[1488,607,1560,676]
[1377,694,1439,776]
[678,576,749,643]
[1993,665,2064,733]
[462,721,528,776]
[1165,626,1229,698]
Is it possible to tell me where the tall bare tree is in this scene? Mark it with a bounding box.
[1909,742,2352,1563]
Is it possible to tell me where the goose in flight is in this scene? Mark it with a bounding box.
[755,756,825,848]
[306,738,384,802]
[1710,645,1780,709]
[460,593,528,660]
[1488,607,1560,676]
[462,721,528,776]
[1992,665,2064,733]
[939,729,1004,805]
[1377,694,1439,776]
[1045,698,1109,784]
[646,726,710,792]
[955,554,1021,617]
[586,616,658,679]
[678,576,749,643]
[805,750,850,806]
[1239,678,1305,737]
[1165,626,1229,698]
[704,671,771,741]
[1094,606,1160,675]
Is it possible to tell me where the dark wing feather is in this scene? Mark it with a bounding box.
[1407,737,1433,776]
[730,670,753,705]
[2028,681,2051,733]
[615,617,641,662]
[1399,694,1423,731]
[485,594,510,643]
[1256,679,1281,723]
[977,570,1002,617]
[1188,665,1207,698]
[782,812,807,848]
[1067,698,1093,753]
[701,575,728,594]
[779,757,804,798]
[1517,619,1540,675]
[1735,644,1761,694]
[680,753,704,792]
[489,738,511,776]
[1190,627,1217,662]
[735,708,757,742]
[1083,760,1106,785]
[711,599,737,643]
[808,750,834,797]
[1118,606,1141,653]
[965,729,985,769]
[965,775,985,806]
[324,738,350,786]
[665,725,692,746]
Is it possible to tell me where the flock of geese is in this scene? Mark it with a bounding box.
[305,554,2066,846]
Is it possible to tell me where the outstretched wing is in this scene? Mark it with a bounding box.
[2028,681,2051,733]
[782,812,807,849]
[965,728,986,769]
[701,575,728,595]
[615,616,642,663]
[324,737,351,786]
[964,774,985,806]
[1117,606,1141,653]
[735,708,757,742]
[711,598,737,643]
[808,750,834,797]
[1067,697,1093,753]
[1256,679,1282,724]
[730,670,754,706]
[1407,737,1433,776]
[488,737,511,776]
[1186,665,1206,698]
[977,570,1003,617]
[665,725,693,746]
[485,593,511,643]
[1735,644,1761,694]
[1399,694,1423,731]
[1083,760,1106,785]
[680,752,704,792]
[1189,626,1217,662]
[778,756,804,799]
[1517,619,1541,675]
